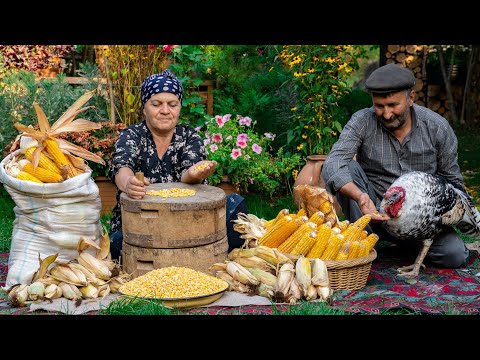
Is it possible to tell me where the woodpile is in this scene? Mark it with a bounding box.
[383,45,467,124]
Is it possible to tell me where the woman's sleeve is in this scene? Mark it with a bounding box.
[108,128,140,181]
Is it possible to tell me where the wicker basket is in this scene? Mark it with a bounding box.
[323,249,377,290]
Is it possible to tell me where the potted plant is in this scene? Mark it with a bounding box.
[199,114,301,198]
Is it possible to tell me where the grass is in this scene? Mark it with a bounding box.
[1,129,480,315]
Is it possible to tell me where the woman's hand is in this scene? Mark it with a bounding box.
[124,173,149,199]
[357,193,390,221]
[189,160,217,180]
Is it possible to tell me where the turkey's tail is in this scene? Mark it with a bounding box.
[454,190,480,238]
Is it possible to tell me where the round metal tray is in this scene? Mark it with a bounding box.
[118,282,229,309]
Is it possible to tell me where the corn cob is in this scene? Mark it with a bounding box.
[357,240,369,257]
[259,215,300,248]
[335,241,351,260]
[20,160,63,183]
[44,138,79,179]
[336,220,350,232]
[296,208,307,218]
[325,211,338,227]
[360,230,368,240]
[319,200,332,214]
[264,209,289,231]
[321,233,345,260]
[352,214,372,231]
[306,223,333,259]
[365,233,380,252]
[24,147,62,175]
[290,231,318,256]
[277,219,315,253]
[308,211,325,226]
[15,170,43,183]
[347,240,361,259]
[342,224,363,243]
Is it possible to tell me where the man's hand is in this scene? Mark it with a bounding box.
[357,193,390,221]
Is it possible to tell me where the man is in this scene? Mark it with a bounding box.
[321,63,469,268]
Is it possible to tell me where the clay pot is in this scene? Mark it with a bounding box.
[293,154,342,216]
[293,155,327,209]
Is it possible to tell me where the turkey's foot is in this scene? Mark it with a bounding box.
[397,263,426,277]
[396,238,433,278]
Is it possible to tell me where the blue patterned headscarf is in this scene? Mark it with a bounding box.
[140,69,184,107]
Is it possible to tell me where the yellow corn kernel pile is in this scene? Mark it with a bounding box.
[119,266,229,299]
[193,162,209,171]
[146,188,197,198]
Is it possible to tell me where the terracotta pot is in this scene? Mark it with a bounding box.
[94,176,118,215]
[215,176,240,195]
[293,155,342,216]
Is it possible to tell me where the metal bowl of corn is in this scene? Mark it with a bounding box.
[118,266,229,309]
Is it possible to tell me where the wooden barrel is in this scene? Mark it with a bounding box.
[120,182,228,277]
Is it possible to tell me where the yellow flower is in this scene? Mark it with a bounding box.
[297,144,304,151]
[292,169,299,180]
[302,134,307,139]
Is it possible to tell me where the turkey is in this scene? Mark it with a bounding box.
[380,171,480,277]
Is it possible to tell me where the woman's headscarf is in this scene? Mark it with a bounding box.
[140,69,184,107]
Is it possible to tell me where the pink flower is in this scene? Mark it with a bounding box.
[212,133,223,143]
[194,126,202,132]
[203,138,210,146]
[239,116,252,126]
[162,45,175,52]
[236,140,247,148]
[252,144,262,154]
[209,144,218,153]
[237,133,247,141]
[215,115,226,128]
[222,114,232,122]
[226,135,232,140]
[231,148,242,160]
[264,132,276,140]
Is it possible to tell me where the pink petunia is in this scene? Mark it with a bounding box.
[222,114,232,122]
[252,144,262,154]
[209,144,218,153]
[236,140,247,148]
[264,132,276,140]
[226,135,232,141]
[212,133,223,143]
[242,116,252,126]
[215,115,226,128]
[237,133,247,142]
[231,148,242,160]
[203,138,210,146]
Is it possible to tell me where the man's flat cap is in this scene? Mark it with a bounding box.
[365,63,415,93]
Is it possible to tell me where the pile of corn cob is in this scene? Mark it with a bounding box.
[233,189,380,261]
[3,91,106,184]
[209,246,333,304]
[4,136,88,183]
[258,209,380,261]
[6,228,131,307]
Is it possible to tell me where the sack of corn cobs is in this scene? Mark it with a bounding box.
[0,149,103,289]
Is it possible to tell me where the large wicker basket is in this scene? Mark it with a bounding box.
[323,249,377,290]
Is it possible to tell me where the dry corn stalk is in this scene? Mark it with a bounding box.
[11,91,106,181]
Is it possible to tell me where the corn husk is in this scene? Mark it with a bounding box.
[305,284,318,301]
[256,283,275,299]
[215,271,234,290]
[209,262,228,272]
[317,286,333,302]
[8,284,29,307]
[49,264,87,286]
[274,262,295,302]
[44,284,63,299]
[295,256,312,296]
[254,246,293,266]
[311,258,329,287]
[79,284,99,299]
[227,247,257,261]
[285,278,302,304]
[58,282,82,300]
[244,267,277,287]
[27,281,45,301]
[225,261,260,286]
[77,252,111,280]
[234,256,276,274]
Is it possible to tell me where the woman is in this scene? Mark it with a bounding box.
[108,70,246,260]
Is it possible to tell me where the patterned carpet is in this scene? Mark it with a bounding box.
[1,246,480,315]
